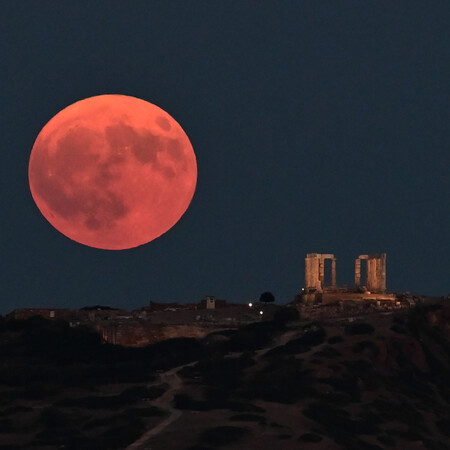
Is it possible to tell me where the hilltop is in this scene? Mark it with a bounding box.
[0,299,448,449]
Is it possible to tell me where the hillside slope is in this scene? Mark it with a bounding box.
[0,302,449,449]
[144,304,450,450]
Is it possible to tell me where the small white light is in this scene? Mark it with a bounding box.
[248,302,253,307]
[259,310,263,315]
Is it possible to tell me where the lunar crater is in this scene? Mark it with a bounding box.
[155,115,172,131]
[82,190,129,231]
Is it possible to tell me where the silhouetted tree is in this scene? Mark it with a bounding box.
[259,291,275,304]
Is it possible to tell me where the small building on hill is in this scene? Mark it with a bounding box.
[199,296,236,309]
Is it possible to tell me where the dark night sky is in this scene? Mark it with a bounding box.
[1,1,449,314]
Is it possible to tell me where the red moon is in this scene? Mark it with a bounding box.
[28,95,197,250]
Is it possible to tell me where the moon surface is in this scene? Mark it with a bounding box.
[28,95,197,250]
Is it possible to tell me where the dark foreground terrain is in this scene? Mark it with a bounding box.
[0,300,449,449]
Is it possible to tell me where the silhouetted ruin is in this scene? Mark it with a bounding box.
[305,253,337,291]
[303,252,395,304]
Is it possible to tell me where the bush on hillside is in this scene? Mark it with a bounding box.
[227,321,278,352]
[241,357,315,403]
[345,323,374,335]
[195,352,255,389]
[328,336,344,344]
[57,385,164,410]
[200,426,248,446]
[273,307,300,328]
[303,402,380,437]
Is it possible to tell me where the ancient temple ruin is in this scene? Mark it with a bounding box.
[303,252,394,303]
[355,253,387,293]
[304,253,337,292]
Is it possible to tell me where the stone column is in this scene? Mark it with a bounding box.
[375,258,381,292]
[367,258,373,291]
[380,254,387,292]
[355,258,361,285]
[366,253,387,293]
[373,254,387,293]
[319,257,325,286]
[305,253,327,292]
[331,258,337,286]
[305,256,312,289]
[305,254,320,291]
[368,257,381,292]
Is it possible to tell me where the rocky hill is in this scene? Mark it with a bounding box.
[143,302,450,450]
[0,301,449,449]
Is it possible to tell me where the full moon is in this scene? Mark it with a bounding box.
[29,95,197,250]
